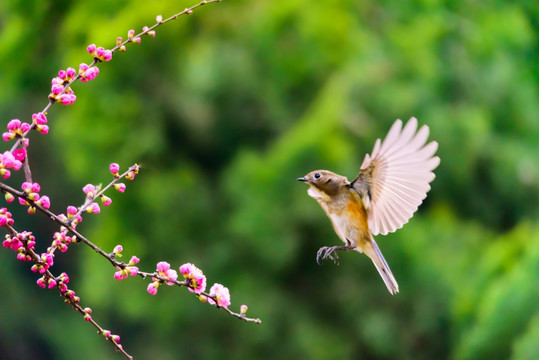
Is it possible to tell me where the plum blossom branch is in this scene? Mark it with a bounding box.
[1,0,262,358]
[1,222,131,359]
[8,0,222,154]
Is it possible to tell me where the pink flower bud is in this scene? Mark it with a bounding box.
[101,195,112,206]
[38,196,51,209]
[86,202,100,214]
[156,15,163,23]
[37,277,46,288]
[20,123,31,133]
[32,112,47,125]
[7,119,21,130]
[58,70,67,79]
[129,255,140,265]
[128,29,135,38]
[13,149,26,161]
[51,84,64,95]
[66,67,76,78]
[148,31,156,38]
[37,125,49,134]
[147,282,159,295]
[114,183,126,193]
[82,184,96,195]
[67,206,78,216]
[59,94,77,105]
[5,192,14,203]
[113,245,123,254]
[3,132,13,141]
[109,163,120,174]
[87,44,96,54]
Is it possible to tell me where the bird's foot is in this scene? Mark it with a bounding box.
[316,245,355,265]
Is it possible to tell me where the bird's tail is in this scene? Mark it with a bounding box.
[363,238,399,295]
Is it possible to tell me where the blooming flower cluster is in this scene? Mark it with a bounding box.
[82,184,101,214]
[114,251,140,280]
[79,63,100,83]
[87,44,113,62]
[0,150,23,179]
[49,68,77,105]
[147,261,178,295]
[179,262,207,294]
[2,229,35,262]
[19,182,50,214]
[52,227,77,253]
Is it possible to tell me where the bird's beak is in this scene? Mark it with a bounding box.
[297,177,308,182]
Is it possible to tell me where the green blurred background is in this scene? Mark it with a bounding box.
[0,0,538,359]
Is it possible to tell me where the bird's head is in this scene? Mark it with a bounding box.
[297,170,348,198]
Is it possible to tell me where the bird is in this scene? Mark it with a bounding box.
[297,117,439,294]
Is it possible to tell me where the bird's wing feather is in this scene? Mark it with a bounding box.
[351,118,440,235]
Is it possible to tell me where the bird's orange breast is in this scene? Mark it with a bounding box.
[327,192,370,243]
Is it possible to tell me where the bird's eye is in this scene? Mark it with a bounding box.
[314,173,321,179]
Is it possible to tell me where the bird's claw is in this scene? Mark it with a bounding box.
[316,246,340,265]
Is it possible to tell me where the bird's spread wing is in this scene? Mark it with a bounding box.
[351,118,440,236]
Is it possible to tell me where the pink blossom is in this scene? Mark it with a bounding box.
[51,84,64,95]
[147,282,159,295]
[66,67,76,78]
[179,263,207,294]
[87,44,96,54]
[114,268,128,280]
[103,50,112,61]
[13,149,26,161]
[7,119,21,130]
[20,122,31,133]
[37,196,51,209]
[1,151,22,172]
[59,94,76,105]
[4,192,14,203]
[48,279,57,289]
[129,256,140,265]
[32,112,47,125]
[114,183,126,193]
[1,169,11,179]
[59,272,69,284]
[86,202,100,214]
[31,183,40,193]
[155,261,178,285]
[208,283,231,308]
[37,125,49,134]
[113,245,123,255]
[109,163,120,174]
[101,195,112,206]
[83,184,96,196]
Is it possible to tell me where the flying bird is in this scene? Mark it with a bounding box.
[297,118,439,294]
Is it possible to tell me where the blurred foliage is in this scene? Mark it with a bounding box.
[0,0,538,359]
